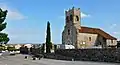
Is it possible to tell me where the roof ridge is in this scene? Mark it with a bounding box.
[81,26,99,29]
[80,26,117,40]
[97,28,117,39]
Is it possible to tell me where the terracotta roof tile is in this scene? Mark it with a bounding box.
[79,26,117,40]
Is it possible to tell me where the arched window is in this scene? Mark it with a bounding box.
[70,15,73,21]
[111,40,113,43]
[76,16,79,21]
[89,37,91,41]
[68,29,70,35]
[66,16,69,23]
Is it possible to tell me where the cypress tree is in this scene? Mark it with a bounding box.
[41,43,45,54]
[0,8,9,44]
[46,21,52,53]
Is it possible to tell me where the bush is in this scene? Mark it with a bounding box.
[0,46,5,51]
[7,47,15,51]
[20,46,28,54]
[53,49,120,63]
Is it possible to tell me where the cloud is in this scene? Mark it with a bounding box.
[112,32,120,40]
[113,32,117,34]
[110,24,117,29]
[112,32,120,35]
[81,12,90,18]
[0,3,25,20]
[59,12,90,19]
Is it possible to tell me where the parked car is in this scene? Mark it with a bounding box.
[32,54,43,60]
[9,51,15,55]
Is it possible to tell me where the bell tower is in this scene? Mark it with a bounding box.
[65,7,81,29]
[62,7,81,46]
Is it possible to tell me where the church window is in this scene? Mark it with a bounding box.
[66,16,69,23]
[89,37,91,41]
[70,15,73,21]
[76,15,79,21]
[111,40,113,43]
[68,29,70,35]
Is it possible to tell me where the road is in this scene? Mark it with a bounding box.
[0,54,119,65]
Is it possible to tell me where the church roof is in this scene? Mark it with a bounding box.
[79,26,117,40]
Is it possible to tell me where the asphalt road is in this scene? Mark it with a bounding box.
[0,54,119,65]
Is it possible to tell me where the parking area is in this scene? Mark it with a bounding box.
[0,54,119,65]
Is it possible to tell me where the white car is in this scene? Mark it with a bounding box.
[2,51,9,56]
[0,51,2,56]
[9,51,15,55]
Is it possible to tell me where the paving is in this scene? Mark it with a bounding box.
[0,54,119,65]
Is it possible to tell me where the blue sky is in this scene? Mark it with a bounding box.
[0,0,120,44]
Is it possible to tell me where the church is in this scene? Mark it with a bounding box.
[62,7,117,49]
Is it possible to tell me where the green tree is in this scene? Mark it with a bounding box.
[7,46,15,51]
[54,45,57,52]
[0,8,9,44]
[46,21,52,53]
[41,43,45,54]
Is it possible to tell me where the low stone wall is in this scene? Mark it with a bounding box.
[45,48,120,63]
[44,53,73,61]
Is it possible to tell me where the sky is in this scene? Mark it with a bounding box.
[0,0,120,44]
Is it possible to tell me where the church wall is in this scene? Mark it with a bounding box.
[62,26,77,46]
[62,30,66,44]
[93,35,117,48]
[71,26,77,46]
[95,35,107,48]
[106,39,117,46]
[77,33,98,48]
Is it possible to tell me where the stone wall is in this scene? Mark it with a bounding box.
[77,33,98,48]
[44,48,120,63]
[62,26,77,45]
[107,39,117,46]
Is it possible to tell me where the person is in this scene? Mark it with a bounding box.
[38,57,41,60]
[24,56,27,59]
[33,57,36,60]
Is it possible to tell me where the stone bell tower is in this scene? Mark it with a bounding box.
[65,7,81,29]
[62,7,81,47]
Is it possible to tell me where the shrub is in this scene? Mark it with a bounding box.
[20,46,28,54]
[7,47,15,51]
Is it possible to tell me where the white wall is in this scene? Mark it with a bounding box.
[106,39,117,46]
[77,33,98,48]
[60,44,75,49]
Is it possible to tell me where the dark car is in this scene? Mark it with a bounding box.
[32,54,43,60]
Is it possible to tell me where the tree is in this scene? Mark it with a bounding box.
[20,46,29,54]
[117,41,120,48]
[54,45,57,52]
[41,43,45,54]
[46,21,52,53]
[0,8,9,44]
[7,46,15,51]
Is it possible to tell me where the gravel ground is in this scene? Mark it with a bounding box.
[0,54,119,65]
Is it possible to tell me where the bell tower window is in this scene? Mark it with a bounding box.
[66,16,69,23]
[76,15,79,21]
[68,29,70,35]
[89,37,91,41]
[70,15,73,21]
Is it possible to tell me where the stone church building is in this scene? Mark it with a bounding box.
[62,7,117,49]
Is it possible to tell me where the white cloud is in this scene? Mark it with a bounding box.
[0,3,25,20]
[110,24,117,29]
[81,12,90,18]
[113,32,118,34]
[112,32,120,40]
[59,12,90,19]
[113,32,120,35]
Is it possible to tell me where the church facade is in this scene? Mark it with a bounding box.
[62,7,117,49]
